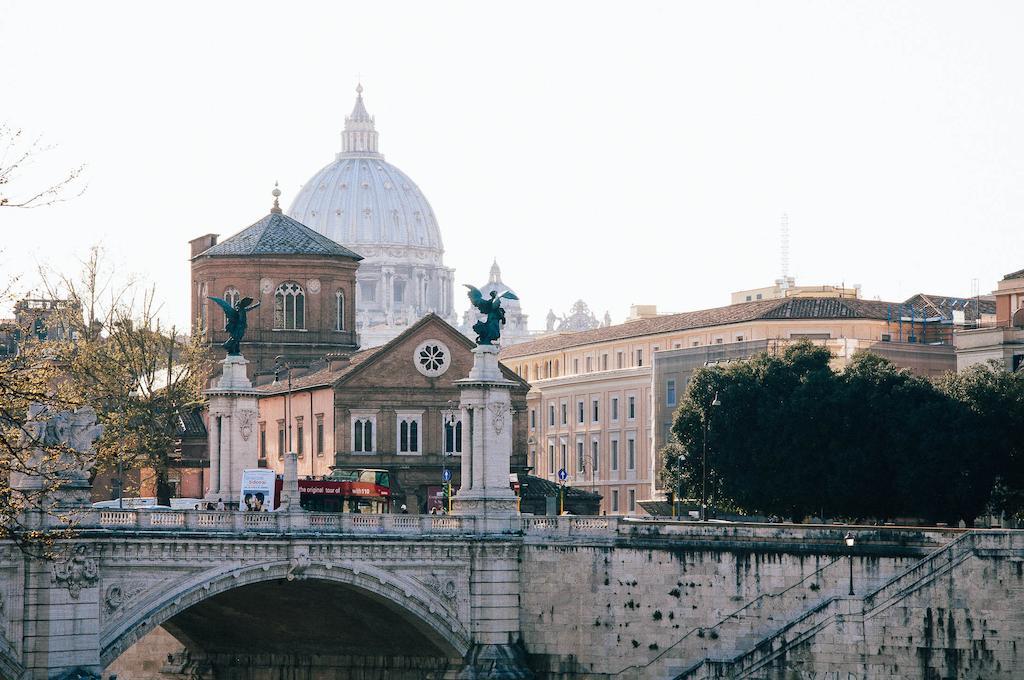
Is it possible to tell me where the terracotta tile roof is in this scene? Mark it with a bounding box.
[254,345,381,394]
[1003,267,1024,281]
[254,313,529,394]
[500,297,900,359]
[195,212,363,260]
[901,293,996,320]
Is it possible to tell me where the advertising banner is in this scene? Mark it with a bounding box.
[240,469,277,511]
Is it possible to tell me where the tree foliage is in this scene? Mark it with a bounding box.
[663,341,1022,525]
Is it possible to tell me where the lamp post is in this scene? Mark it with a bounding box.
[273,357,293,456]
[442,399,457,514]
[700,392,721,522]
[844,532,855,595]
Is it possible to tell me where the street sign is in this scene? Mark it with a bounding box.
[442,468,452,483]
[558,468,567,481]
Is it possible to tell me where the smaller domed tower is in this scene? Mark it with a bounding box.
[190,186,363,376]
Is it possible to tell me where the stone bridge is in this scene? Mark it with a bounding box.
[1,509,1022,679]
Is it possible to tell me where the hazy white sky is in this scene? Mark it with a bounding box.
[2,0,1022,329]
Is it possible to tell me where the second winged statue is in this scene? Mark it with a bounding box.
[464,284,518,346]
[208,295,261,356]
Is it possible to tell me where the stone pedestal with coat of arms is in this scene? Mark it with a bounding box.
[204,354,259,505]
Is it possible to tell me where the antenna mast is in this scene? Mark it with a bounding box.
[779,213,791,290]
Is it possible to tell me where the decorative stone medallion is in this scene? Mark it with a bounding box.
[238,409,257,442]
[489,402,508,434]
[51,544,98,599]
[260,278,273,294]
[414,340,450,377]
[307,278,321,294]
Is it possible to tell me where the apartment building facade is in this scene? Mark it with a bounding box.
[501,296,957,515]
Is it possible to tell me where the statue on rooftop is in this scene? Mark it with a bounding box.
[464,284,518,346]
[208,296,261,356]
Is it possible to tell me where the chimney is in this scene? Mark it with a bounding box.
[190,234,219,259]
[326,353,351,372]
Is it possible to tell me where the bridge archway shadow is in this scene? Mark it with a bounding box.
[101,561,470,677]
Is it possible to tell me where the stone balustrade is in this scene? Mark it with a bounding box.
[48,510,968,550]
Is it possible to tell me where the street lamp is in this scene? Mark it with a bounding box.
[701,392,721,522]
[442,399,458,514]
[844,532,855,595]
[272,357,293,456]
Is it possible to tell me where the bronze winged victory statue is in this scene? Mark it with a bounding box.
[208,296,261,356]
[464,284,518,346]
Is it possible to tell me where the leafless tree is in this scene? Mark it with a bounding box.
[0,124,86,208]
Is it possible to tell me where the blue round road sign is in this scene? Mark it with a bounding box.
[558,468,568,481]
[442,468,452,483]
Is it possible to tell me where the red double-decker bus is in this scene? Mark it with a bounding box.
[274,468,392,513]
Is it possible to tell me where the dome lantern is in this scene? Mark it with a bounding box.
[340,83,380,157]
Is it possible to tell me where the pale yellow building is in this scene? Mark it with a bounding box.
[500,296,955,515]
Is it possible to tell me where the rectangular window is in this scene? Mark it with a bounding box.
[573,358,579,374]
[667,379,677,406]
[315,415,324,456]
[612,490,620,512]
[627,437,635,470]
[628,396,636,420]
[561,402,567,426]
[591,440,599,477]
[602,354,608,370]
[296,418,304,456]
[393,280,406,304]
[259,422,267,460]
[611,439,619,471]
[530,409,536,430]
[549,404,555,427]
[577,440,585,473]
[592,399,599,422]
[611,397,618,421]
[577,400,584,424]
[586,356,592,372]
[616,352,624,369]
[549,444,555,473]
[560,442,567,473]
[636,349,643,367]
[628,489,636,512]
[277,420,285,458]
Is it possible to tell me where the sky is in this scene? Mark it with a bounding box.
[2,0,1023,330]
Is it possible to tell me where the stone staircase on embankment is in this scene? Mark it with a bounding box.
[676,530,1022,679]
[610,546,893,679]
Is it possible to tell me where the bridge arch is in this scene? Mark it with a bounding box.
[100,559,472,668]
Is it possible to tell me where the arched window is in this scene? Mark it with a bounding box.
[223,287,240,329]
[335,289,345,331]
[198,282,208,334]
[445,419,463,455]
[352,416,374,453]
[274,282,305,330]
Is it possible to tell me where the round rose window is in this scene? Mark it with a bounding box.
[414,339,450,377]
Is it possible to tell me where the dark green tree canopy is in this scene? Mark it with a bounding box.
[662,341,1021,525]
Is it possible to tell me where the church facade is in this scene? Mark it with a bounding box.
[288,85,457,347]
[255,314,531,513]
